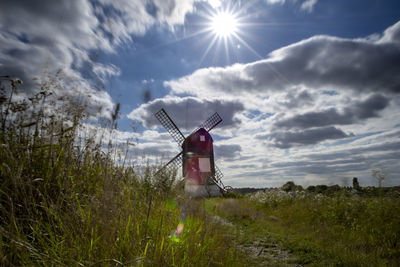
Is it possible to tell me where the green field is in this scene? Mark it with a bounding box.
[208,188,400,266]
[1,81,400,266]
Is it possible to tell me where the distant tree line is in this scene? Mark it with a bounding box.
[232,179,400,198]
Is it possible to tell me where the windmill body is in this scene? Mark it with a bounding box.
[182,128,215,182]
[154,108,227,197]
[182,128,221,197]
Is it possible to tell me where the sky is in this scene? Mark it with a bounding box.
[1,0,400,187]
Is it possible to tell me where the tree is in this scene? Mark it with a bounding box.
[352,177,360,190]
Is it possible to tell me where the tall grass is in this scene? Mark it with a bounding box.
[210,190,400,266]
[0,79,245,266]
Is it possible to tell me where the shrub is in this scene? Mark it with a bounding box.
[282,181,303,192]
[326,184,341,195]
[315,184,328,194]
[306,185,316,193]
[223,192,243,199]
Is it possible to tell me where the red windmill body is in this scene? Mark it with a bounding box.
[182,128,215,186]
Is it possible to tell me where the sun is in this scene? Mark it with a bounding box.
[193,3,262,66]
[211,12,238,37]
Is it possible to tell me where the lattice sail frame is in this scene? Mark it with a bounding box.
[154,151,182,177]
[209,165,226,192]
[192,112,222,133]
[155,108,185,146]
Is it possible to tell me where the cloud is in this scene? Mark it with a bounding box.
[258,126,353,148]
[265,0,286,4]
[264,0,318,12]
[0,0,113,116]
[95,0,198,44]
[278,89,314,108]
[300,0,318,13]
[92,63,121,83]
[128,96,245,131]
[268,139,400,180]
[275,94,390,129]
[379,21,400,45]
[165,21,400,97]
[0,0,202,116]
[214,144,242,159]
[0,0,109,82]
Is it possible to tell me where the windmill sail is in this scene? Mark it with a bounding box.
[193,112,222,133]
[210,164,226,192]
[155,108,186,146]
[154,151,183,177]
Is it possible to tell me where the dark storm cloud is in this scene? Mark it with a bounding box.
[128,97,245,131]
[275,94,390,129]
[166,21,400,96]
[257,126,353,148]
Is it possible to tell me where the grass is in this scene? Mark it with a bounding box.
[0,79,246,266]
[208,189,400,266]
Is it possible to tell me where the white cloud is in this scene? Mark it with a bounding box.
[0,0,201,117]
[207,0,222,8]
[92,63,121,83]
[300,0,318,13]
[264,0,318,13]
[265,0,286,4]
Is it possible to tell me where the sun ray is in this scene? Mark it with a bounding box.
[232,32,293,85]
[224,36,230,65]
[232,32,263,59]
[198,34,219,68]
[195,0,291,68]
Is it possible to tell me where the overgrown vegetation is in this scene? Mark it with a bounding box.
[0,79,245,266]
[210,184,400,266]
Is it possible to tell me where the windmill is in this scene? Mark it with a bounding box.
[154,108,229,197]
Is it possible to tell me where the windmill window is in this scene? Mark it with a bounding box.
[200,135,205,141]
[199,158,211,172]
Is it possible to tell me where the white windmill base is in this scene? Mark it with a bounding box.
[184,183,223,198]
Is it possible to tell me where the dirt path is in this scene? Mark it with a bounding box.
[238,236,301,266]
[211,215,301,266]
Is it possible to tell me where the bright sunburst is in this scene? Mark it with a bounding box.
[211,12,237,37]
[187,2,262,66]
